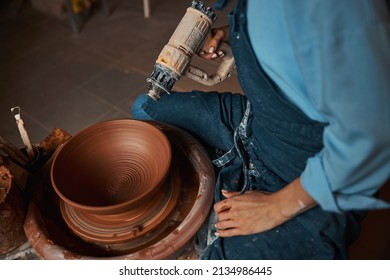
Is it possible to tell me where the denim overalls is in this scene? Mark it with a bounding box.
[131,0,361,259]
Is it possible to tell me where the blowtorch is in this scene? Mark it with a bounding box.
[146,1,235,101]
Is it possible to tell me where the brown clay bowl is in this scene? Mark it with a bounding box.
[50,119,171,215]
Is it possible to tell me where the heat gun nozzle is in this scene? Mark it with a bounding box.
[146,64,180,101]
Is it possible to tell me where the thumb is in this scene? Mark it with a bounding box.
[211,29,226,45]
[202,29,226,54]
[221,189,240,198]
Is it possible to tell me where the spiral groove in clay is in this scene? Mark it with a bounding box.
[50,119,173,244]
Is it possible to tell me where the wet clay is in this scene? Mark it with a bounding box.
[0,166,26,255]
[24,120,215,259]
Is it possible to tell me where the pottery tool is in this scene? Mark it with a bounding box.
[146,0,235,100]
[10,106,35,160]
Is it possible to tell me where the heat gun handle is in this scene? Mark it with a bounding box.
[185,42,235,86]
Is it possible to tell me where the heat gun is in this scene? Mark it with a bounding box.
[146,1,235,101]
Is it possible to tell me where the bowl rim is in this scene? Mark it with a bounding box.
[50,119,172,214]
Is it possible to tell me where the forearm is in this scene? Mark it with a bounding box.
[275,177,317,220]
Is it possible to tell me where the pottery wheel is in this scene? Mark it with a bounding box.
[24,120,215,259]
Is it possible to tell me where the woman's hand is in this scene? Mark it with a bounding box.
[199,26,230,60]
[213,177,317,237]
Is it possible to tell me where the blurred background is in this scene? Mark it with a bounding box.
[0,0,241,146]
[0,0,388,259]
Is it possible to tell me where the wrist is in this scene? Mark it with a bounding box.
[276,177,317,219]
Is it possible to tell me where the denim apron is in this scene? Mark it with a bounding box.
[132,0,361,259]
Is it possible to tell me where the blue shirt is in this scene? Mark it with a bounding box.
[247,0,390,212]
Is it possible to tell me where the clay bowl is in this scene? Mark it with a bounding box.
[50,119,171,216]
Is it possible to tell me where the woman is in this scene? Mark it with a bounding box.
[131,0,390,259]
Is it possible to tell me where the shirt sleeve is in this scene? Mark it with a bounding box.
[286,0,390,212]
